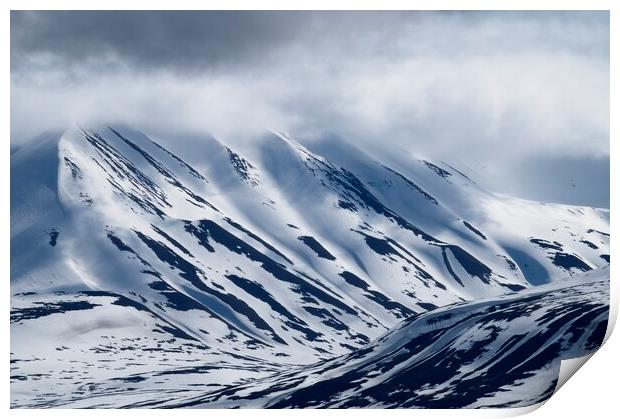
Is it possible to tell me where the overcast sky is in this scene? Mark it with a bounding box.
[10,11,610,207]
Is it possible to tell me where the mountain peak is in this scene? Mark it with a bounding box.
[11,124,610,408]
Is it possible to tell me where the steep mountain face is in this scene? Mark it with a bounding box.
[10,126,610,408]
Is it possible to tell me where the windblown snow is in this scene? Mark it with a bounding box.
[10,126,610,408]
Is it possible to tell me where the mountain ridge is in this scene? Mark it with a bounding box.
[10,124,610,408]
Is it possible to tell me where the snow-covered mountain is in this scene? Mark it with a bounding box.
[10,125,610,408]
[165,267,609,408]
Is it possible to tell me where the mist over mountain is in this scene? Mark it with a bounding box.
[10,125,609,407]
[10,11,610,208]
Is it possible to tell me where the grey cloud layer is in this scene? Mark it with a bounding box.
[10,11,610,207]
[11,11,608,74]
[11,11,305,73]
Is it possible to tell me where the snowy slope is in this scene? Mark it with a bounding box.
[10,125,610,408]
[164,267,609,408]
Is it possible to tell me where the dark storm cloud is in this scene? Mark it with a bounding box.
[11,10,608,75]
[10,10,304,73]
[11,10,423,75]
[10,11,610,207]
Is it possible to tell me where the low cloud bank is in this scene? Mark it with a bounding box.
[10,11,609,207]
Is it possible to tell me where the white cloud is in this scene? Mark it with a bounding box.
[10,11,609,206]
